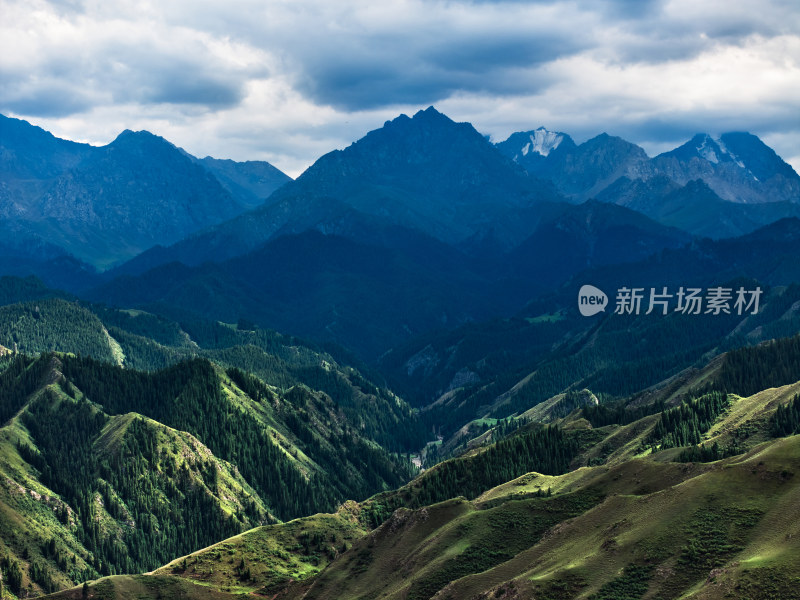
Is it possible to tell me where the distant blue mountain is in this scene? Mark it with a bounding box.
[111,107,565,273]
[6,108,800,358]
[194,155,291,209]
[652,132,800,205]
[492,127,576,173]
[0,114,291,269]
[496,127,800,238]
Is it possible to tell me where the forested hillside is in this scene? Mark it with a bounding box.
[0,276,428,453]
[46,365,800,600]
[0,343,420,596]
[1,269,800,599]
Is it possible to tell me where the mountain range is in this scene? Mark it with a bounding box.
[3,107,798,359]
[0,114,291,269]
[1,108,800,599]
[81,110,798,358]
[5,108,798,284]
[105,110,798,280]
[496,127,800,238]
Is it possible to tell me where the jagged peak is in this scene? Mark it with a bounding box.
[495,127,576,163]
[576,133,650,160]
[110,128,173,147]
[585,132,631,144]
[660,132,756,170]
[345,106,488,158]
[522,128,565,157]
[414,105,447,119]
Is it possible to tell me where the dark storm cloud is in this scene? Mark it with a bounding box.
[291,27,578,110]
[429,32,582,71]
[0,84,94,118]
[0,56,246,118]
[109,52,250,108]
[269,2,595,112]
[597,1,798,65]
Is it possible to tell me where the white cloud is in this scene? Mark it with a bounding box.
[1,0,798,176]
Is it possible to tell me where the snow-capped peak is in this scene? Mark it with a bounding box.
[521,127,563,158]
[696,134,746,169]
[696,134,719,164]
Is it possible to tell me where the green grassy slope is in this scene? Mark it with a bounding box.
[153,503,368,596]
[43,575,235,600]
[286,434,800,600]
[42,377,800,600]
[435,331,800,475]
[0,350,417,597]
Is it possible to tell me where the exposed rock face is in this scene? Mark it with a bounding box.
[497,128,800,238]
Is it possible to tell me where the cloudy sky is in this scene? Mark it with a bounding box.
[2,0,798,177]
